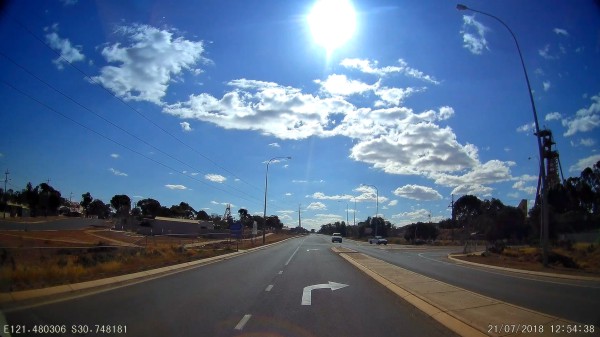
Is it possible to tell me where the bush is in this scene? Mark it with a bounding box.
[488,241,506,254]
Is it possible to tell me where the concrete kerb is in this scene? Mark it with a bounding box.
[333,247,588,337]
[0,235,303,306]
[447,253,600,282]
[335,248,487,337]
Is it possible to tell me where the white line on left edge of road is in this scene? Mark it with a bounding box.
[234,314,252,330]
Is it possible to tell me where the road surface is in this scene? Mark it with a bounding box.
[2,235,458,337]
[341,237,600,326]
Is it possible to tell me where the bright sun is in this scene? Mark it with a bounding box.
[307,0,356,55]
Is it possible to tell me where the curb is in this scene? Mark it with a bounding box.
[0,235,303,306]
[447,253,600,282]
[337,250,487,337]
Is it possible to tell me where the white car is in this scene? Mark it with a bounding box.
[368,236,388,245]
[331,233,342,243]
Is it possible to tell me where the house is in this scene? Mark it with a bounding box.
[139,216,214,236]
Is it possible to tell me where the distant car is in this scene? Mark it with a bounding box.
[331,232,342,243]
[368,236,387,245]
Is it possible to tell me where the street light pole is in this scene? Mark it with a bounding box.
[363,184,379,236]
[263,156,291,244]
[456,4,549,266]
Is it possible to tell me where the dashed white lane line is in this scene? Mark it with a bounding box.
[278,270,283,275]
[234,314,252,330]
[265,284,274,292]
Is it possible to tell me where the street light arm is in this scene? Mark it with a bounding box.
[456,4,549,267]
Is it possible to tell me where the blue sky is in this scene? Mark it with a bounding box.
[0,0,599,230]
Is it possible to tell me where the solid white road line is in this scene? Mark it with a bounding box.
[234,314,252,330]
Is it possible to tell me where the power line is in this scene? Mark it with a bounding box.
[8,15,265,196]
[0,79,262,208]
[0,52,262,205]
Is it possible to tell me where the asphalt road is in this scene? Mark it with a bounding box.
[2,235,458,337]
[340,238,600,326]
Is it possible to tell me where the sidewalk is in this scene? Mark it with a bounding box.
[332,246,596,337]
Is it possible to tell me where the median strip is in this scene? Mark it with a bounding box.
[334,247,581,337]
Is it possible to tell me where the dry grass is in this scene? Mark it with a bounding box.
[457,243,600,277]
[0,230,296,292]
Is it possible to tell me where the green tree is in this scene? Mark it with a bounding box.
[110,194,131,216]
[38,183,61,216]
[196,209,210,221]
[80,192,93,217]
[137,198,161,218]
[88,199,110,218]
[454,195,482,232]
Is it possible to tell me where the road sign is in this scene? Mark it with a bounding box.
[301,281,349,305]
[230,222,243,239]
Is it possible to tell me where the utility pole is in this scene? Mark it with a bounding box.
[3,170,9,219]
[298,204,301,228]
[448,194,455,242]
[353,199,356,227]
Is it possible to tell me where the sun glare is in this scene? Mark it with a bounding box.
[307,0,356,56]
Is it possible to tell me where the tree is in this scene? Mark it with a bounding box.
[38,183,61,216]
[238,208,253,228]
[137,198,161,218]
[266,215,283,232]
[88,199,110,218]
[196,209,210,221]
[454,195,482,232]
[110,194,131,216]
[80,192,93,217]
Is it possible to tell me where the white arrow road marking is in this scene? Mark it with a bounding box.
[301,281,349,305]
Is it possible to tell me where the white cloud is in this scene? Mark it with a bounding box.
[388,200,398,206]
[543,81,551,91]
[539,44,558,60]
[450,184,493,197]
[516,122,535,134]
[374,86,422,107]
[562,93,600,136]
[165,184,188,190]
[44,24,85,69]
[391,209,431,226]
[393,185,442,201]
[205,174,226,183]
[110,153,120,158]
[109,168,127,176]
[460,15,489,55]
[512,180,537,196]
[269,142,281,148]
[545,112,562,121]
[315,74,375,96]
[432,160,515,187]
[92,24,207,104]
[306,202,327,210]
[164,79,355,140]
[569,154,600,173]
[340,58,439,84]
[553,28,569,36]
[309,192,354,200]
[349,124,478,175]
[180,121,192,132]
